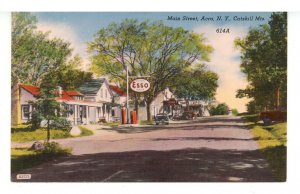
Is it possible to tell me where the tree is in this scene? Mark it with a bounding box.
[173,66,218,110]
[235,12,287,112]
[231,108,239,116]
[89,19,213,120]
[12,12,72,86]
[209,103,229,116]
[31,72,63,142]
[50,55,93,90]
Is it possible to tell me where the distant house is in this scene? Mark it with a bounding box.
[109,84,127,120]
[11,78,126,126]
[151,88,174,116]
[132,87,175,120]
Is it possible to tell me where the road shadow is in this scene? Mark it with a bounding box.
[151,137,254,142]
[103,117,249,134]
[196,116,245,123]
[12,147,277,182]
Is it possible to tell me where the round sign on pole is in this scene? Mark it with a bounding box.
[130,78,151,93]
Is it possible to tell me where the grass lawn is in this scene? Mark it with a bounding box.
[11,146,71,173]
[104,121,121,127]
[11,128,72,142]
[12,125,94,142]
[139,120,154,125]
[78,126,94,136]
[243,115,287,181]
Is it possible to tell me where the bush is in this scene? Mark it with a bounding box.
[39,142,71,155]
[209,103,229,115]
[231,108,239,116]
[49,117,72,131]
[30,111,43,130]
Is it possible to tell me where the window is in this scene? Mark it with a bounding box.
[100,89,103,98]
[111,109,115,117]
[21,105,30,120]
[97,107,100,118]
[105,89,107,99]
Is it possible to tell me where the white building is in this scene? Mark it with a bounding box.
[11,78,126,126]
[131,87,175,121]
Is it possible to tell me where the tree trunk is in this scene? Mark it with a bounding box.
[134,94,139,120]
[47,119,50,142]
[275,88,280,110]
[185,98,190,111]
[146,102,152,121]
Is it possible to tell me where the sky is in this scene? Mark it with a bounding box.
[32,12,273,112]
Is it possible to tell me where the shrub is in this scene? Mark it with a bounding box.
[231,108,239,116]
[49,117,72,132]
[209,103,229,115]
[30,111,43,130]
[40,142,71,155]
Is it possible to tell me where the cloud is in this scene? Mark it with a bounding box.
[193,25,250,112]
[36,21,90,70]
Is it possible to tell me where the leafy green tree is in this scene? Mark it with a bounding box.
[89,19,213,120]
[235,12,287,112]
[12,12,72,86]
[231,108,239,116]
[30,72,70,142]
[173,66,218,110]
[50,55,93,90]
[209,103,229,116]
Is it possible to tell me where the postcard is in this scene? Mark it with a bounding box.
[11,12,287,182]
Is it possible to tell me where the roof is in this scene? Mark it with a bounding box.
[19,84,81,101]
[19,83,120,107]
[78,78,105,95]
[55,91,73,101]
[19,84,40,96]
[65,90,83,96]
[109,85,126,97]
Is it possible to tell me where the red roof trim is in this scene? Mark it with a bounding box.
[19,84,40,96]
[109,85,126,97]
[65,90,83,96]
[19,84,82,101]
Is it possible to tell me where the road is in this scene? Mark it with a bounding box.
[12,116,276,182]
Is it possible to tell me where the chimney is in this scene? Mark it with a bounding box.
[57,86,63,97]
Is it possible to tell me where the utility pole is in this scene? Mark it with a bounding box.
[126,65,129,124]
[126,65,150,124]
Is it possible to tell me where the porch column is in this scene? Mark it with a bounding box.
[74,105,78,125]
[104,104,107,121]
[96,107,99,122]
[86,106,90,124]
[29,105,33,120]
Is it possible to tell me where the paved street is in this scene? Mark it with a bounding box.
[12,116,276,182]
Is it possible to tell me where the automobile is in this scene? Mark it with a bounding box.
[260,110,287,125]
[154,113,169,125]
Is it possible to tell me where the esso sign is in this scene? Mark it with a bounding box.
[130,79,151,93]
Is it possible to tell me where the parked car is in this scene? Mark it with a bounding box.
[260,111,287,125]
[154,113,169,125]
